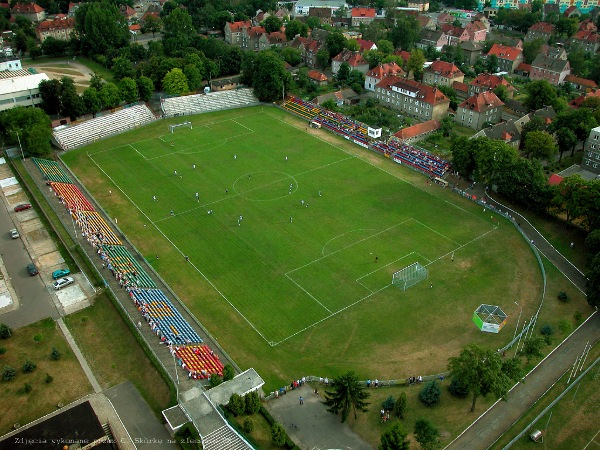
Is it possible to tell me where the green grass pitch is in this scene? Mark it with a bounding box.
[63,106,541,385]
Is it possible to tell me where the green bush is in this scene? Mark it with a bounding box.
[243,418,254,434]
[0,347,6,355]
[271,423,286,447]
[394,392,407,419]
[228,393,245,416]
[23,360,37,373]
[558,291,569,302]
[50,347,61,361]
[382,395,395,411]
[33,334,43,343]
[419,381,441,407]
[23,383,32,393]
[448,378,469,398]
[559,319,572,335]
[540,324,554,336]
[45,373,54,384]
[573,311,582,323]
[0,323,11,339]
[260,406,276,426]
[223,364,235,381]
[2,365,16,381]
[210,373,222,387]
[245,390,261,414]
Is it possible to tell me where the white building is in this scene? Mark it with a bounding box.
[0,73,50,111]
[294,0,347,16]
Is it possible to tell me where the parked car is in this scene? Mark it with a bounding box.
[53,276,74,290]
[10,228,19,239]
[27,263,39,276]
[52,268,70,279]
[14,203,32,212]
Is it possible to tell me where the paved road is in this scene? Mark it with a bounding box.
[0,200,60,327]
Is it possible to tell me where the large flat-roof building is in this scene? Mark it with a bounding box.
[583,126,600,174]
[0,73,50,111]
[294,0,347,16]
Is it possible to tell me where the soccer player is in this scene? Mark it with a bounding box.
[196,192,199,201]
[290,217,293,223]
[285,156,288,161]
[301,200,304,206]
[318,191,322,197]
[234,154,237,160]
[192,164,196,169]
[170,210,174,216]
[174,170,177,176]
[153,195,157,202]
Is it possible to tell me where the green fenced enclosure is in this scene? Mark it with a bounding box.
[70,108,501,346]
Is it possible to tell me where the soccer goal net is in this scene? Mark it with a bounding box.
[169,121,192,133]
[392,262,428,291]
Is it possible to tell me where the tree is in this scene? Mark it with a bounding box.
[306,16,321,30]
[336,62,351,83]
[524,80,559,112]
[136,76,155,102]
[112,56,135,81]
[244,390,261,414]
[22,360,36,373]
[451,136,478,179]
[285,19,308,41]
[143,14,162,37]
[556,127,578,162]
[38,79,62,115]
[494,158,550,211]
[59,77,83,120]
[520,336,546,363]
[407,48,425,81]
[493,85,509,103]
[50,347,61,361]
[587,253,600,307]
[162,8,195,56]
[323,371,370,423]
[448,344,523,412]
[183,65,202,91]
[520,115,546,150]
[585,229,600,262]
[280,47,302,67]
[271,423,286,446]
[317,49,330,69]
[326,32,348,59]
[228,393,245,416]
[210,373,222,387]
[90,73,104,91]
[414,418,442,450]
[419,381,442,407]
[448,378,469,398]
[523,131,558,161]
[377,39,394,54]
[41,36,67,57]
[555,16,578,38]
[75,1,129,56]
[379,422,410,450]
[389,13,420,51]
[551,108,598,156]
[99,82,122,109]
[163,68,189,95]
[251,50,290,103]
[263,15,282,33]
[0,323,11,340]
[522,38,544,64]
[394,392,407,419]
[222,364,234,381]
[82,87,102,115]
[119,77,139,104]
[2,365,16,381]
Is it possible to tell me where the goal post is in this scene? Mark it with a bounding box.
[392,262,428,291]
[169,121,193,133]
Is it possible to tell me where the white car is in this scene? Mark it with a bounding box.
[10,228,19,239]
[53,276,74,290]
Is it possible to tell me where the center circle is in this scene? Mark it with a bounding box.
[232,171,299,201]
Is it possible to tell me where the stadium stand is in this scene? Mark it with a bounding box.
[32,158,73,183]
[50,182,95,212]
[75,211,122,246]
[202,425,252,450]
[53,104,156,150]
[161,88,260,117]
[132,289,203,345]
[101,244,156,288]
[171,345,224,378]
[282,96,451,178]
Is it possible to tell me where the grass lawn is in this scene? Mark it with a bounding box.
[419,125,477,157]
[61,106,543,392]
[64,294,172,415]
[0,318,92,435]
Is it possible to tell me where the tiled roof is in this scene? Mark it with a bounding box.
[426,60,464,78]
[565,74,598,88]
[129,24,141,31]
[578,19,597,32]
[12,2,44,13]
[548,174,564,185]
[517,62,531,72]
[420,29,445,42]
[356,38,376,52]
[393,49,411,62]
[531,54,570,73]
[569,90,600,108]
[459,91,504,113]
[227,20,252,32]
[332,49,367,67]
[571,30,599,42]
[416,15,433,27]
[351,7,376,18]
[465,20,487,32]
[452,81,468,92]
[367,62,405,79]
[376,76,449,106]
[441,24,466,37]
[267,31,287,43]
[308,70,328,81]
[460,40,483,51]
[487,43,522,61]
[393,120,441,140]
[470,73,514,91]
[37,16,75,31]
[246,26,266,37]
[528,22,555,34]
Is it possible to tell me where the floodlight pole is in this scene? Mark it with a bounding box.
[513,301,523,341]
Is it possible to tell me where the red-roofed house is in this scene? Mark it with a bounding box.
[530,53,571,85]
[456,91,504,130]
[36,16,75,42]
[375,76,450,121]
[356,39,377,52]
[468,73,515,98]
[423,60,464,87]
[224,20,252,46]
[261,31,287,50]
[486,44,523,73]
[453,81,469,101]
[11,2,45,22]
[393,49,411,65]
[569,30,600,54]
[563,5,582,18]
[365,62,405,91]
[565,75,598,91]
[441,24,469,46]
[291,37,323,68]
[465,20,488,42]
[525,22,555,42]
[578,19,597,32]
[569,90,600,108]
[437,12,454,26]
[129,23,141,35]
[120,5,136,22]
[68,2,81,17]
[548,174,564,185]
[351,7,376,27]
[308,70,328,86]
[392,120,441,144]
[416,15,436,31]
[331,49,369,75]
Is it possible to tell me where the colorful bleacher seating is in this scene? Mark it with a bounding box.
[102,245,156,288]
[132,289,203,345]
[32,158,73,183]
[51,182,95,211]
[75,211,122,246]
[171,344,224,378]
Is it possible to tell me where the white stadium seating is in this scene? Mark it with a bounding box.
[161,88,260,117]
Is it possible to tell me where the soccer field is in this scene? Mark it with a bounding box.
[78,107,500,345]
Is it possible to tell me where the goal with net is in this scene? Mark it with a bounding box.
[392,262,428,291]
[169,121,192,133]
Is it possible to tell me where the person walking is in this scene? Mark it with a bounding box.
[299,396,303,405]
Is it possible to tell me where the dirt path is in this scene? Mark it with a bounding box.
[23,59,94,92]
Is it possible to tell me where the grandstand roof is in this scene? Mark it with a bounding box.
[0,73,49,96]
[205,368,265,406]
